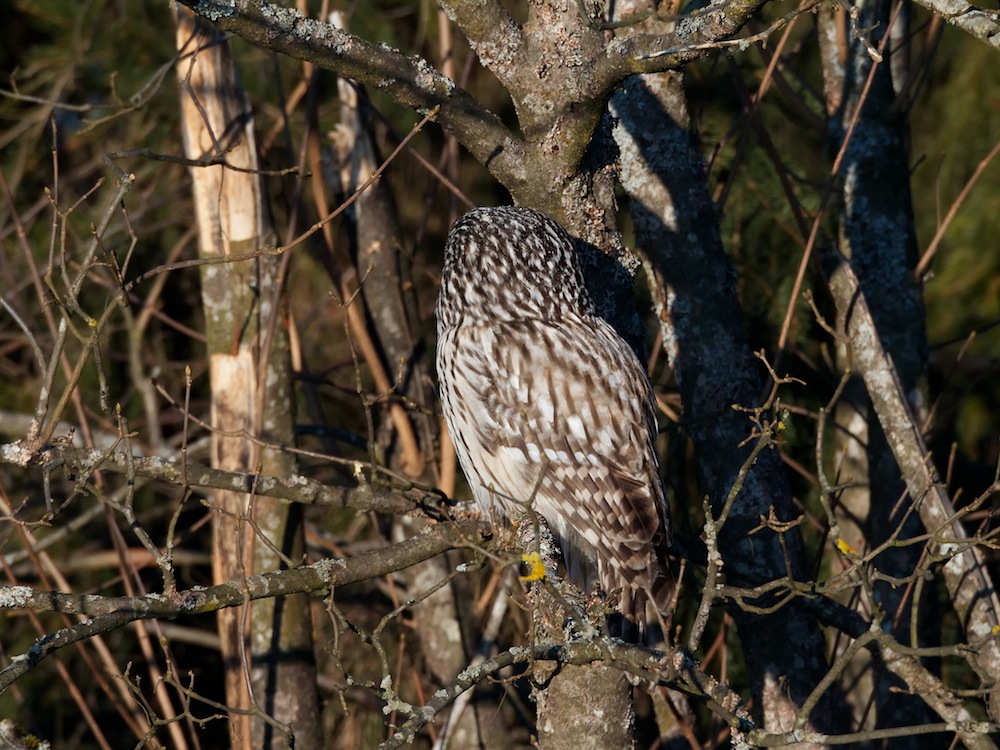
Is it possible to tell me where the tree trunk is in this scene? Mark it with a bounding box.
[609,26,846,742]
[175,9,321,748]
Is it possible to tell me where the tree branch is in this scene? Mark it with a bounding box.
[802,595,999,750]
[0,439,448,516]
[380,641,755,749]
[825,250,1000,688]
[906,0,1000,49]
[174,0,527,183]
[0,520,484,692]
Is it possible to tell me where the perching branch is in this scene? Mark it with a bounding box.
[380,641,755,750]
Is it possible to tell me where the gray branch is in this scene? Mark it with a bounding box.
[174,0,527,181]
[825,250,1000,690]
[0,438,447,516]
[908,0,1000,49]
[0,520,484,693]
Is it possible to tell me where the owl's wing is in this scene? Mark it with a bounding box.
[437,324,540,513]
[472,315,672,627]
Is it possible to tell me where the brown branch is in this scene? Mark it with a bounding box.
[915,135,1000,278]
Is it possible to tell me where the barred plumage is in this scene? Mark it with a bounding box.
[436,206,672,638]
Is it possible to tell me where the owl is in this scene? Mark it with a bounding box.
[436,206,672,639]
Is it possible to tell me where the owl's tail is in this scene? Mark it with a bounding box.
[648,550,676,619]
[608,547,675,644]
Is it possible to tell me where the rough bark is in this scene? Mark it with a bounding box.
[535,664,635,750]
[175,9,320,748]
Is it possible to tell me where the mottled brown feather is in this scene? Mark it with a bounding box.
[437,206,672,640]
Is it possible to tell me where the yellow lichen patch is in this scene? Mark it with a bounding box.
[519,552,547,582]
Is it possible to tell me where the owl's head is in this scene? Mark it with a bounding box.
[437,206,593,329]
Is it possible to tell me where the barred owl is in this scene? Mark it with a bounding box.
[436,206,672,639]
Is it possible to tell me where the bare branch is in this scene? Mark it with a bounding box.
[0,439,448,517]
[0,520,484,692]
[825,249,1000,687]
[174,0,526,180]
[905,0,1000,49]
